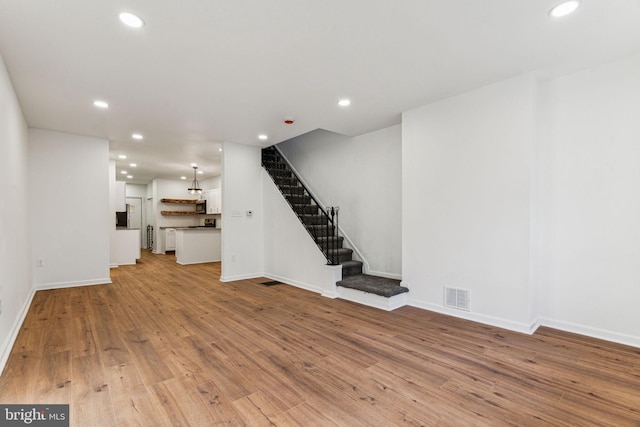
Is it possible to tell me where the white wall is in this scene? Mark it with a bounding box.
[201,176,221,191]
[0,53,31,371]
[278,126,402,278]
[109,160,118,265]
[263,170,331,293]
[402,74,537,332]
[220,142,263,281]
[538,53,640,346]
[124,183,148,248]
[125,183,147,198]
[153,178,202,229]
[29,129,111,288]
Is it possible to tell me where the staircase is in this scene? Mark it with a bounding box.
[261,146,408,306]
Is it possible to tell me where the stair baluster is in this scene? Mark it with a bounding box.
[262,145,408,301]
[261,146,345,267]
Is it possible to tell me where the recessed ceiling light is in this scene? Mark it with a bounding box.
[121,170,128,174]
[119,12,144,28]
[338,98,351,107]
[118,154,127,159]
[190,163,198,167]
[549,1,580,18]
[180,176,187,180]
[127,175,133,179]
[131,133,143,140]
[219,148,223,152]
[197,170,204,175]
[93,100,109,109]
[258,134,268,141]
[129,163,137,167]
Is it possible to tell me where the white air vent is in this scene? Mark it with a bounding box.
[444,287,470,311]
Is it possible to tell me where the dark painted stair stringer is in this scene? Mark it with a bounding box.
[262,146,409,299]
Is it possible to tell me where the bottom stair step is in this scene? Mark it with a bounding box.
[337,274,408,298]
[340,260,363,276]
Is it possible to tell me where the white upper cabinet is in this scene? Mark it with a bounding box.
[115,181,126,212]
[204,188,222,214]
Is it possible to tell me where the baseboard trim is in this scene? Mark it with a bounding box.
[365,270,402,281]
[539,317,640,349]
[220,273,264,282]
[176,260,221,266]
[408,297,539,335]
[34,278,112,291]
[220,272,322,294]
[0,288,37,377]
[263,273,323,294]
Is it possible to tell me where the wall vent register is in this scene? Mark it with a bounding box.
[444,287,470,311]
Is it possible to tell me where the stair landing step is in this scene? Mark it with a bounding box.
[337,274,408,298]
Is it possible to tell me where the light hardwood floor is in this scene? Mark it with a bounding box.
[1,250,639,426]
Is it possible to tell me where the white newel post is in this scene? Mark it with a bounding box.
[321,264,343,298]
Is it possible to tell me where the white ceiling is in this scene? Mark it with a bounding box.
[1,0,639,184]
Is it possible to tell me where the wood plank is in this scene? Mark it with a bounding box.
[193,379,246,425]
[233,392,282,426]
[228,350,306,412]
[42,317,72,355]
[122,329,175,386]
[147,381,193,426]
[34,350,72,403]
[71,353,117,426]
[161,198,198,204]
[271,402,340,427]
[71,316,98,358]
[160,211,198,216]
[175,334,255,401]
[2,249,640,425]
[161,376,226,426]
[0,352,40,403]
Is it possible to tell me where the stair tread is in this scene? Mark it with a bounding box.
[263,147,356,267]
[340,260,362,267]
[334,248,352,254]
[337,274,408,297]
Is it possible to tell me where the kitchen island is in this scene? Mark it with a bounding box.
[175,227,221,265]
[112,228,141,266]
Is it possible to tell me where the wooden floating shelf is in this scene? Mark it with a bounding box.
[161,198,198,204]
[161,211,199,216]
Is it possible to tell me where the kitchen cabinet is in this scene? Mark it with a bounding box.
[165,228,176,251]
[113,229,141,265]
[175,228,221,265]
[204,189,222,214]
[115,181,126,212]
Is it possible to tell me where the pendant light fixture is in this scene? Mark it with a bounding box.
[187,166,202,194]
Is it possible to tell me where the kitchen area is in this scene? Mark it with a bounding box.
[112,173,222,267]
[157,193,222,265]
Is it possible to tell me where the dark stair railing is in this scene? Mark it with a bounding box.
[262,146,340,265]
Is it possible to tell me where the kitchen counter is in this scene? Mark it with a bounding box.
[175,227,221,265]
[112,229,141,266]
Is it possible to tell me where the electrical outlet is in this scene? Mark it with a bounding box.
[36,259,44,268]
[231,254,236,262]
